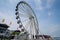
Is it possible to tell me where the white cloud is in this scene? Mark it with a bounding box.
[34,0,43,10]
[48,12,52,17]
[46,0,55,8]
[48,11,55,17]
[33,0,55,11]
[6,0,20,5]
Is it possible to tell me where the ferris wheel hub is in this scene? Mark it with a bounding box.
[29,16,34,19]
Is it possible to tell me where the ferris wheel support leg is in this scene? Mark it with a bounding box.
[32,35,36,39]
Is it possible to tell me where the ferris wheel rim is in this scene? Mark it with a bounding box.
[15,1,39,35]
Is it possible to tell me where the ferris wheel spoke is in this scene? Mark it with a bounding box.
[22,20,30,32]
[21,18,29,23]
[23,4,33,15]
[18,5,28,14]
[19,3,34,17]
[19,12,30,18]
[19,4,29,14]
[21,3,29,13]
[25,19,34,34]
[18,6,25,13]
[21,3,33,16]
[24,20,31,34]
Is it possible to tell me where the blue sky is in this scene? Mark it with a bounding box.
[0,0,60,37]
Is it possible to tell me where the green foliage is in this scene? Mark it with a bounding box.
[11,31,20,35]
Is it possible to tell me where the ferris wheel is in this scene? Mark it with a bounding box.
[15,1,39,39]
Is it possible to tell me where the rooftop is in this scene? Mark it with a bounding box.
[0,24,9,28]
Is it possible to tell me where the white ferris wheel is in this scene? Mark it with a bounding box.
[15,1,39,39]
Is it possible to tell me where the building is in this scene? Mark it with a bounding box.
[0,23,10,40]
